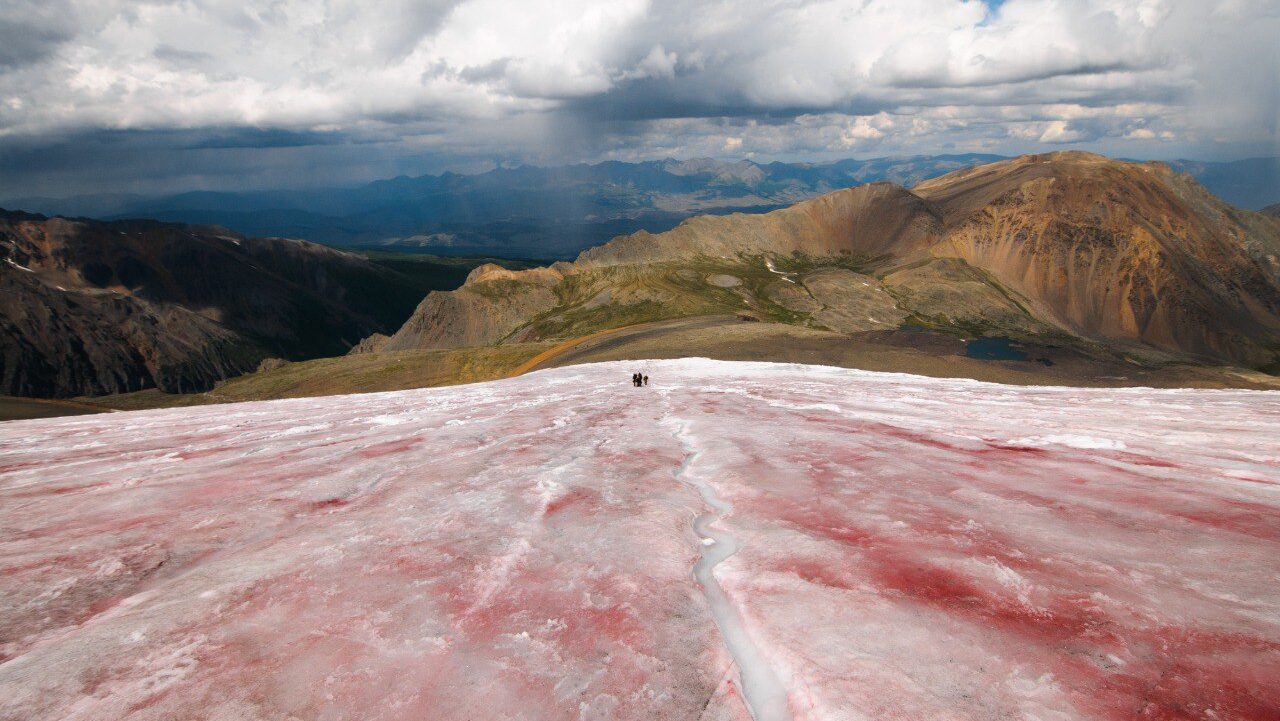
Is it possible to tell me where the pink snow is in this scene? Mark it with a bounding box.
[1,359,1278,721]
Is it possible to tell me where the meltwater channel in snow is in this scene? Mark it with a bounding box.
[1,359,1278,721]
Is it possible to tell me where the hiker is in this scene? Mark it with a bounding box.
[631,372,640,387]
[643,375,649,386]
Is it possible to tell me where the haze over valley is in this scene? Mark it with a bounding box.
[8,154,1277,258]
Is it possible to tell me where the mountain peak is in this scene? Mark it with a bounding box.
[383,152,1280,369]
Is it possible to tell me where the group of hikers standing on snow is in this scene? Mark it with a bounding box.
[631,372,648,387]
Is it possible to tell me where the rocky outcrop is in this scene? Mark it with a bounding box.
[255,357,290,373]
[381,265,564,351]
[347,334,390,356]
[0,211,427,397]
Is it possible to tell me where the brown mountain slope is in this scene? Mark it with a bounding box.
[916,153,1280,363]
[378,152,1280,369]
[1,211,427,397]
[378,185,950,352]
[576,181,941,265]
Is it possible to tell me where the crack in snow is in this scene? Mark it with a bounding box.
[660,394,791,721]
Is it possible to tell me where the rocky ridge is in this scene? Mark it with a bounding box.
[1,211,426,397]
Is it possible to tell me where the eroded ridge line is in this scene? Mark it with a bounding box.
[661,400,792,721]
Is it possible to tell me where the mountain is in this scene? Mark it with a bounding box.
[0,211,429,398]
[914,155,1280,364]
[7,155,1273,260]
[379,152,1280,369]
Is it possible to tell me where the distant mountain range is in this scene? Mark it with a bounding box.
[8,155,1277,259]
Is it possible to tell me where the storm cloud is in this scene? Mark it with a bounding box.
[0,0,1276,196]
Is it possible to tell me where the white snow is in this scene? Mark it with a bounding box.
[1007,434,1128,450]
[764,258,797,283]
[1,358,1278,721]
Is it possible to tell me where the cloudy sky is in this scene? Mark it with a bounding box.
[0,0,1277,197]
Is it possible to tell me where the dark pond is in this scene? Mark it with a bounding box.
[965,336,1029,361]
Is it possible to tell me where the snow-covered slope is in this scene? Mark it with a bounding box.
[1,359,1278,721]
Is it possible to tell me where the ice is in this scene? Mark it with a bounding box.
[1007,434,1127,450]
[1,358,1278,720]
[666,415,790,721]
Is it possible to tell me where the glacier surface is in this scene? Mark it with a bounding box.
[1,359,1278,720]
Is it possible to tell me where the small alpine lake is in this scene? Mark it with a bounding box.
[965,336,1030,361]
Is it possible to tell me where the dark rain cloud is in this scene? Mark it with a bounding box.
[0,0,1275,198]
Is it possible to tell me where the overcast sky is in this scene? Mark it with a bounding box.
[0,0,1277,197]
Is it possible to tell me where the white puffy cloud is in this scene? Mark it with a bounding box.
[1038,120,1085,143]
[0,0,1275,193]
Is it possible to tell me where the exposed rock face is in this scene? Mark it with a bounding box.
[381,265,563,351]
[0,211,426,397]
[255,357,290,373]
[0,267,254,397]
[381,153,1280,367]
[346,334,390,356]
[916,154,1280,363]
